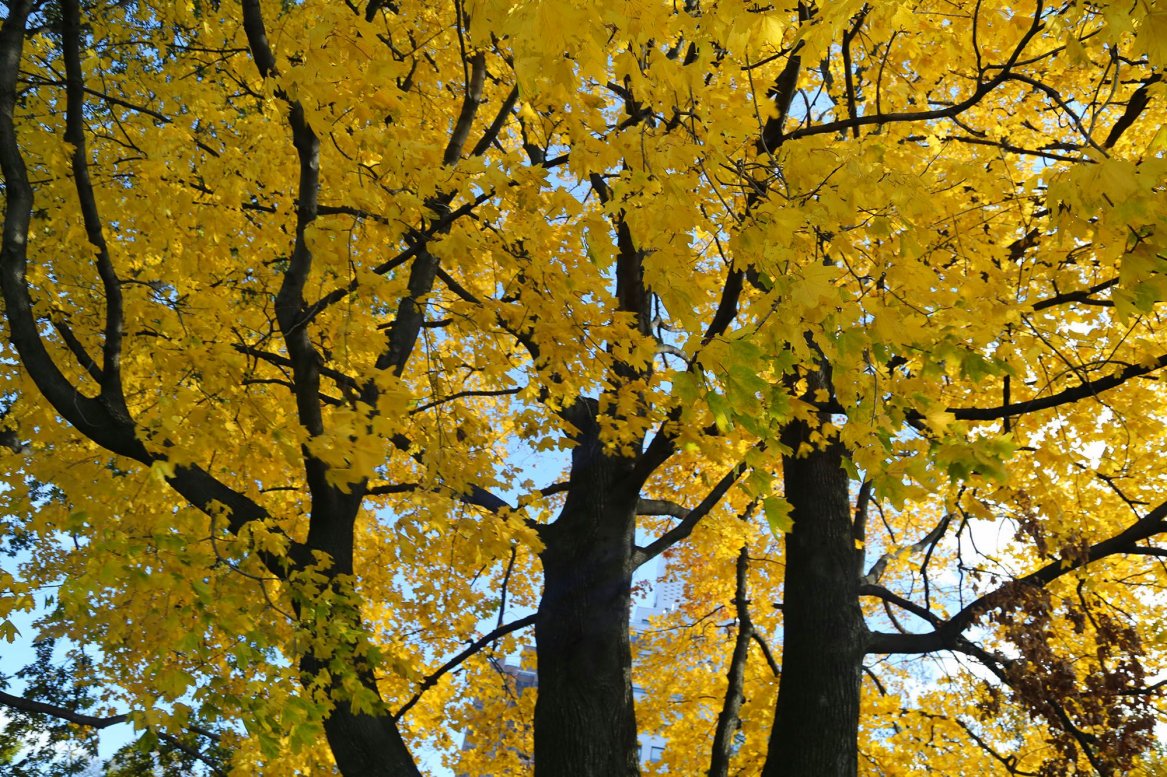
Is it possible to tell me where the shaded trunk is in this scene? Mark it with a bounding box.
[318,681,422,777]
[762,422,867,777]
[303,494,422,777]
[303,657,420,777]
[533,409,640,777]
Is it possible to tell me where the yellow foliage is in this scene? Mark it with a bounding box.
[2,0,1167,774]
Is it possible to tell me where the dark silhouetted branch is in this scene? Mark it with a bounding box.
[392,614,537,722]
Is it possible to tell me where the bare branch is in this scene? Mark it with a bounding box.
[365,482,420,496]
[240,0,280,79]
[443,51,487,166]
[50,316,103,383]
[1103,74,1161,149]
[0,689,128,729]
[636,498,690,519]
[702,268,744,345]
[469,85,519,158]
[0,691,226,776]
[751,631,781,677]
[1125,546,1167,558]
[839,8,869,140]
[157,732,229,777]
[858,583,942,626]
[233,343,359,391]
[952,717,1040,776]
[411,386,522,414]
[1031,277,1119,311]
[862,513,950,585]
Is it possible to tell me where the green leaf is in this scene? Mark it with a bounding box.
[763,496,793,537]
[706,390,734,433]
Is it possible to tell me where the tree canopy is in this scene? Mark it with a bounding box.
[3,0,1167,775]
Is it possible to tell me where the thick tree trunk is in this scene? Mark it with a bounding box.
[320,698,422,777]
[303,494,422,777]
[298,621,420,777]
[533,408,640,777]
[762,421,867,777]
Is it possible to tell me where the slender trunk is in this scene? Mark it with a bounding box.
[708,545,753,777]
[762,422,867,777]
[533,409,640,777]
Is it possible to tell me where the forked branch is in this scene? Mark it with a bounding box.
[868,496,1167,655]
[632,461,748,568]
[392,613,537,722]
[62,0,128,410]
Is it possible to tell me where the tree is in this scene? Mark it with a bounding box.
[0,640,99,777]
[2,0,1167,775]
[0,639,229,776]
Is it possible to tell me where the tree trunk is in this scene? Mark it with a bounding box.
[303,493,422,777]
[320,697,422,777]
[533,407,640,777]
[762,421,867,777]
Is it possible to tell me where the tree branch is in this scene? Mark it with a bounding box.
[1103,74,1161,149]
[0,0,334,586]
[751,630,781,677]
[233,344,359,390]
[365,482,420,496]
[951,716,1039,776]
[868,496,1167,655]
[862,513,950,585]
[242,0,326,452]
[62,0,128,410]
[709,545,753,777]
[411,386,522,414]
[780,0,1045,144]
[50,316,103,383]
[632,461,747,568]
[1030,277,1118,311]
[443,50,487,166]
[947,353,1167,422]
[0,0,145,461]
[636,498,690,519]
[304,190,493,324]
[0,691,227,776]
[157,732,229,777]
[858,583,942,626]
[392,613,537,722]
[0,689,128,729]
[469,85,519,158]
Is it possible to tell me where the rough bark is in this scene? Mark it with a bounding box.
[762,421,867,777]
[308,657,422,777]
[294,484,422,777]
[533,403,640,777]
